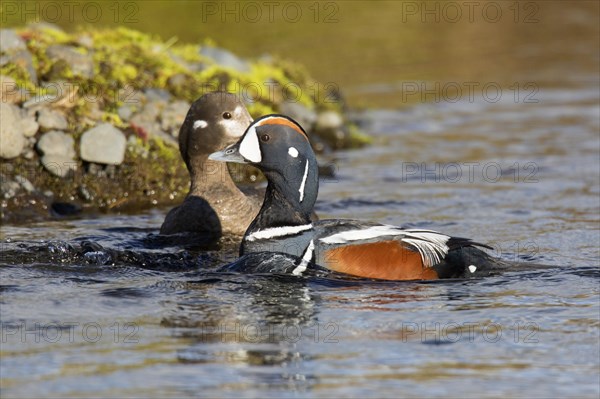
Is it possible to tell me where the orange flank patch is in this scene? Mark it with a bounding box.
[323,241,439,281]
[257,117,308,140]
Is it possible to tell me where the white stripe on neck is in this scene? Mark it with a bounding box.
[292,239,315,276]
[299,160,309,202]
[246,223,313,242]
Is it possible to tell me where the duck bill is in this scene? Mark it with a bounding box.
[208,143,248,164]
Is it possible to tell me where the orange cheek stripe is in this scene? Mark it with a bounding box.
[257,117,309,140]
[323,241,439,281]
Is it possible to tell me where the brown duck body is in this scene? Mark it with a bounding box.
[160,92,261,237]
[160,159,261,236]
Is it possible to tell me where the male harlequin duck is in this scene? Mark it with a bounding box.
[209,115,507,281]
[160,92,261,236]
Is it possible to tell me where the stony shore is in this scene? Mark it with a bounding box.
[0,24,370,224]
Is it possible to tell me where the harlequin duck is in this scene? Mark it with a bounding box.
[209,114,505,281]
[160,92,261,236]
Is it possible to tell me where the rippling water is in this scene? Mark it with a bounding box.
[2,79,599,397]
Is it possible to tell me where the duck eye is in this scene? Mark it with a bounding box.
[260,134,270,142]
[223,112,232,119]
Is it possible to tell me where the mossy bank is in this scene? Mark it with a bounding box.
[0,24,371,224]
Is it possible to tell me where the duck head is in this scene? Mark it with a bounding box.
[209,114,319,220]
[179,92,253,172]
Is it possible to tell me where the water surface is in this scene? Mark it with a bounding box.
[2,1,599,397]
[2,82,599,397]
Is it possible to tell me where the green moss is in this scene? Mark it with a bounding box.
[7,25,355,127]
[347,123,373,147]
[151,137,179,164]
[0,63,35,92]
[101,112,126,128]
[1,26,370,222]
[30,25,72,44]
[170,44,204,64]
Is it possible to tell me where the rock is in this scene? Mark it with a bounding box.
[37,130,77,177]
[160,100,190,136]
[14,175,34,193]
[37,130,75,158]
[315,111,344,132]
[85,101,104,121]
[41,155,78,178]
[22,80,78,111]
[0,102,25,159]
[6,49,37,84]
[280,102,317,132]
[128,101,164,127]
[0,90,38,134]
[22,86,61,109]
[20,116,39,137]
[116,89,143,121]
[144,88,171,103]
[46,45,94,79]
[117,105,134,121]
[77,34,94,49]
[80,123,127,165]
[0,75,23,103]
[143,102,165,120]
[129,116,177,146]
[168,53,205,72]
[128,99,178,145]
[77,185,93,202]
[1,179,20,199]
[23,149,35,159]
[37,108,68,131]
[313,111,348,150]
[200,46,250,73]
[51,201,82,216]
[118,87,145,106]
[87,163,117,178]
[0,29,26,54]
[167,73,192,92]
[23,96,52,109]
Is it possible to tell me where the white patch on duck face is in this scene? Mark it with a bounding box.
[299,160,309,202]
[193,120,208,129]
[238,125,262,162]
[319,227,450,268]
[246,223,313,242]
[468,265,477,273]
[292,239,315,276]
[288,147,299,158]
[219,106,252,139]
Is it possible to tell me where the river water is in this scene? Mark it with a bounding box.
[2,1,599,398]
[2,81,599,397]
